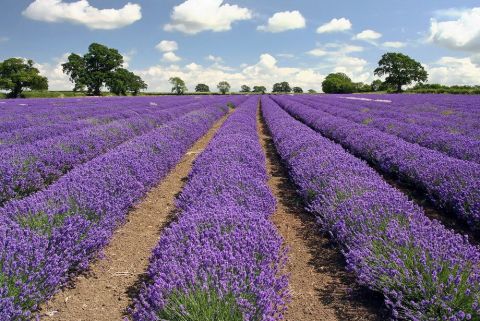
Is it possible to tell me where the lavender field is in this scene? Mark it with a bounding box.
[1,94,479,321]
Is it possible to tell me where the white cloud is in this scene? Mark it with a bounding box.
[155,40,178,52]
[34,54,72,90]
[382,41,406,48]
[0,36,8,43]
[22,0,141,30]
[276,53,295,59]
[433,8,466,18]
[316,18,352,34]
[308,43,363,57]
[162,52,182,62]
[306,43,370,82]
[333,56,370,82]
[428,7,480,51]
[121,50,137,69]
[472,54,480,67]
[354,29,382,41]
[427,56,480,85]
[135,53,325,92]
[257,10,306,33]
[307,48,328,57]
[164,0,252,34]
[206,55,223,63]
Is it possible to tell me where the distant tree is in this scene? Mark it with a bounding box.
[170,77,187,95]
[371,79,383,92]
[272,82,291,93]
[353,82,372,93]
[106,68,147,96]
[293,86,303,93]
[374,52,428,93]
[217,81,231,94]
[240,85,251,93]
[0,58,48,98]
[195,83,210,92]
[252,86,267,94]
[322,73,355,94]
[63,43,130,96]
[307,89,317,94]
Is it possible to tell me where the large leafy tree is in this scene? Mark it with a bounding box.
[322,73,355,94]
[217,81,230,94]
[62,43,145,96]
[272,82,291,93]
[195,83,210,92]
[170,77,187,95]
[0,58,48,98]
[240,85,251,92]
[293,86,303,93]
[374,52,428,92]
[252,86,267,94]
[106,68,147,96]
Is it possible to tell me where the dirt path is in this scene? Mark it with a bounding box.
[41,112,231,321]
[257,106,387,321]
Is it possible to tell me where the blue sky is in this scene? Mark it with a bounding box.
[1,0,479,91]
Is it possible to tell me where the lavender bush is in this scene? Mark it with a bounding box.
[262,96,480,320]
[0,98,196,150]
[132,97,289,321]
[0,101,211,205]
[0,96,200,133]
[0,100,234,320]
[291,95,480,163]
[271,96,480,230]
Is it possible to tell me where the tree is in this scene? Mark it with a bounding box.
[0,58,48,98]
[272,82,292,93]
[253,86,267,94]
[195,83,210,92]
[106,68,147,96]
[217,81,230,94]
[170,77,187,95]
[62,43,145,96]
[293,87,303,93]
[322,73,355,94]
[371,79,383,92]
[374,52,428,93]
[353,82,372,93]
[240,85,251,92]
[307,89,317,94]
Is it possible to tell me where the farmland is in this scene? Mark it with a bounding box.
[0,93,479,321]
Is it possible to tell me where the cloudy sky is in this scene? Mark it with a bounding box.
[1,0,480,91]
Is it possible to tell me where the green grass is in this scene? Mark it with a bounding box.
[158,288,244,321]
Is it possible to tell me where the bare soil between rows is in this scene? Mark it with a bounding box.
[40,112,231,321]
[257,106,388,321]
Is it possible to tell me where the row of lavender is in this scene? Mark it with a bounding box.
[355,94,480,115]
[0,96,200,133]
[343,93,480,128]
[272,96,480,231]
[0,100,213,206]
[0,96,202,146]
[132,97,289,321]
[315,95,480,141]
[262,96,480,320]
[292,95,480,163]
[0,100,234,320]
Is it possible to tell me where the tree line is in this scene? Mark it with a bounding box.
[322,53,428,94]
[1,42,436,98]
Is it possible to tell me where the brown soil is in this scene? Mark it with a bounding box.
[257,106,388,321]
[40,112,231,321]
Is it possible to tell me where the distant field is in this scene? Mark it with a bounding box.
[1,94,479,320]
